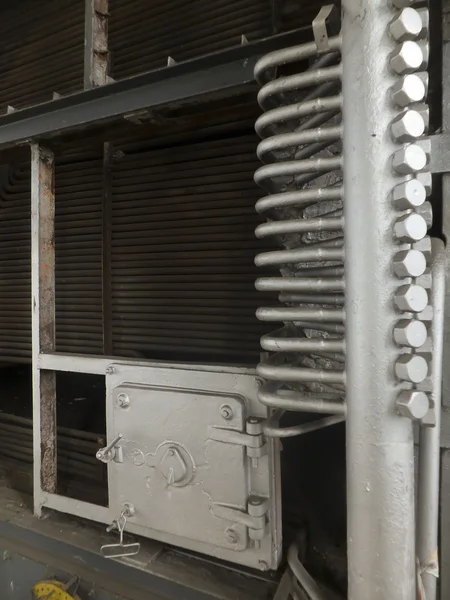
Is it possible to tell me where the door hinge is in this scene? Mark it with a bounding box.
[211,495,269,548]
[209,416,267,467]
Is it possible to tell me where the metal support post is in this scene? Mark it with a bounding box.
[417,239,445,600]
[342,1,430,597]
[84,0,110,89]
[31,144,57,511]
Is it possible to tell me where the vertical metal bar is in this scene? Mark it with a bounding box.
[31,144,57,511]
[417,239,445,600]
[342,2,416,598]
[102,142,113,355]
[84,0,109,89]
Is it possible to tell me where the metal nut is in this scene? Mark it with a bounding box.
[220,404,233,420]
[105,366,115,375]
[393,249,426,277]
[416,201,432,229]
[392,179,426,209]
[394,213,427,242]
[394,284,428,312]
[415,269,432,289]
[390,41,423,75]
[391,74,426,107]
[226,528,239,544]
[117,393,130,408]
[393,319,427,347]
[395,354,428,383]
[392,144,427,174]
[396,390,429,420]
[391,110,424,142]
[390,8,423,42]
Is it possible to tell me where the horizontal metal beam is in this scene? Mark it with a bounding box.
[0,29,311,150]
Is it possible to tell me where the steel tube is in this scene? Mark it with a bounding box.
[417,239,446,600]
[342,1,416,598]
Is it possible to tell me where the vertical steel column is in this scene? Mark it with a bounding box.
[31,145,57,513]
[84,0,109,90]
[342,2,421,597]
[85,0,112,354]
[417,239,445,600]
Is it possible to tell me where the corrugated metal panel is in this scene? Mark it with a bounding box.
[110,130,272,363]
[0,147,104,362]
[55,147,104,355]
[0,121,273,365]
[0,0,84,112]
[109,0,274,79]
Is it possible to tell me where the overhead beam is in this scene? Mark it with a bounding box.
[0,29,310,150]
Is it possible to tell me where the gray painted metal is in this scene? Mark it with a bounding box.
[105,363,281,570]
[417,239,445,600]
[254,34,345,439]
[342,0,427,597]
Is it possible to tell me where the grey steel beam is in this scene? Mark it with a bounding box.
[0,29,310,150]
[342,1,418,598]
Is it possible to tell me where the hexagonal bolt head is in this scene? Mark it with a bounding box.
[391,74,426,107]
[391,110,425,143]
[393,249,426,277]
[117,393,130,408]
[390,41,423,75]
[220,404,233,420]
[390,8,423,42]
[394,283,428,312]
[226,528,239,544]
[394,319,427,347]
[416,201,432,229]
[395,354,428,383]
[396,390,429,420]
[392,179,426,209]
[394,213,427,242]
[392,144,427,174]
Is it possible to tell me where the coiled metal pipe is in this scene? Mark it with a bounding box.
[254,36,345,438]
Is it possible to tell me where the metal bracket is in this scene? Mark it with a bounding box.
[211,495,269,547]
[312,5,338,54]
[428,133,450,173]
[209,416,267,467]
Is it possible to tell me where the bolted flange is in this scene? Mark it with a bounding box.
[390,41,423,75]
[391,74,426,107]
[393,249,426,277]
[396,390,429,420]
[393,319,427,348]
[389,8,423,43]
[392,178,426,209]
[394,213,427,242]
[392,143,427,174]
[390,109,425,142]
[395,354,428,383]
[394,284,428,312]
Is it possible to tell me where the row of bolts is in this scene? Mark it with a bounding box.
[388,0,432,420]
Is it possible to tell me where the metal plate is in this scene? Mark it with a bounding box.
[106,364,281,570]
